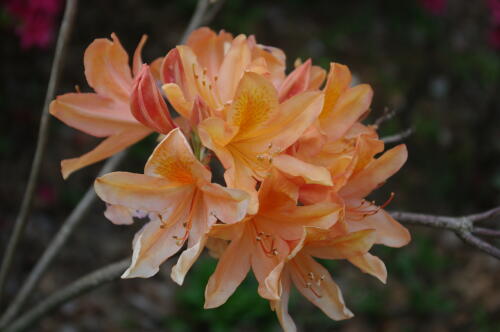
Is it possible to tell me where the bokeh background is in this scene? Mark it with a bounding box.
[1,0,500,331]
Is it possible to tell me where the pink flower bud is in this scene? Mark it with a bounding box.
[131,64,176,134]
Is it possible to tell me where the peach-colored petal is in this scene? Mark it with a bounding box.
[132,34,148,77]
[122,217,188,278]
[228,71,279,140]
[50,93,138,137]
[305,229,376,260]
[253,91,324,152]
[162,83,194,119]
[144,128,210,183]
[309,65,327,90]
[200,183,249,223]
[273,154,333,186]
[270,269,297,332]
[347,209,411,248]
[198,117,238,149]
[204,231,251,308]
[103,204,134,225]
[223,162,259,215]
[186,27,233,80]
[150,56,163,81]
[94,171,194,212]
[216,35,252,103]
[84,33,133,102]
[131,64,176,134]
[290,253,353,320]
[340,144,408,199]
[278,59,311,102]
[320,84,373,142]
[320,62,351,118]
[348,253,387,283]
[171,235,207,285]
[61,127,151,179]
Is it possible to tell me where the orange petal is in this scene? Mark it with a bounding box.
[50,93,138,137]
[171,235,207,285]
[84,33,133,101]
[305,229,376,259]
[144,128,210,183]
[132,34,148,77]
[320,84,373,142]
[204,231,251,308]
[320,62,352,117]
[340,144,408,199]
[309,65,327,90]
[216,34,252,103]
[186,27,233,80]
[254,91,324,152]
[61,127,151,179]
[103,204,134,225]
[162,83,194,119]
[348,253,387,283]
[347,209,411,248]
[227,71,279,140]
[273,154,333,186]
[122,217,188,278]
[131,64,176,134]
[95,171,194,213]
[200,183,249,223]
[270,269,297,332]
[150,56,164,81]
[278,59,311,102]
[290,253,353,320]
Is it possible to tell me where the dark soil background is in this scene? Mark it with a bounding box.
[1,0,499,331]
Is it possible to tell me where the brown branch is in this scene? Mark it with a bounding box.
[390,209,500,259]
[374,107,397,127]
[3,259,129,332]
[0,0,79,304]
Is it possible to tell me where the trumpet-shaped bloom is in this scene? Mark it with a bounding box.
[50,34,154,178]
[94,128,249,282]
[272,227,387,332]
[204,170,341,308]
[199,72,325,212]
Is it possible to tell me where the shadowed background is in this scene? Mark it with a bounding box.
[1,0,499,330]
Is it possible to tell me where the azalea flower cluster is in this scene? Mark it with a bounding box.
[50,28,410,330]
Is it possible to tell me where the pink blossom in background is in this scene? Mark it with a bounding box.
[488,0,500,49]
[4,0,63,49]
[419,0,447,15]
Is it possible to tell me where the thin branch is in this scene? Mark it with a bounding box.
[381,128,413,144]
[0,152,126,328]
[374,107,397,127]
[390,209,500,259]
[201,0,226,25]
[472,227,500,237]
[3,259,129,332]
[180,0,210,43]
[0,0,220,327]
[0,0,79,304]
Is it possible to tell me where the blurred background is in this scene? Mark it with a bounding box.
[1,0,499,331]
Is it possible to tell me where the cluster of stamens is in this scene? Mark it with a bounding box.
[293,260,325,298]
[347,192,395,220]
[254,226,279,257]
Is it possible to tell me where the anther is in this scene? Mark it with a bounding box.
[272,248,279,256]
[308,272,314,280]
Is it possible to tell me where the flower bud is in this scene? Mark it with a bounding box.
[131,64,176,134]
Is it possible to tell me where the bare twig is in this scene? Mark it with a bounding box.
[381,128,413,144]
[3,259,129,332]
[390,209,500,259]
[0,0,221,327]
[472,227,500,237]
[0,152,126,327]
[0,0,79,304]
[201,0,226,25]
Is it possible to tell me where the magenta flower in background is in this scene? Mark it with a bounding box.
[488,0,500,49]
[4,0,63,49]
[419,0,447,15]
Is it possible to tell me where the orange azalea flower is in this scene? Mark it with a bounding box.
[198,72,326,213]
[272,227,387,332]
[204,170,341,308]
[161,28,286,127]
[94,128,249,282]
[50,34,174,178]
